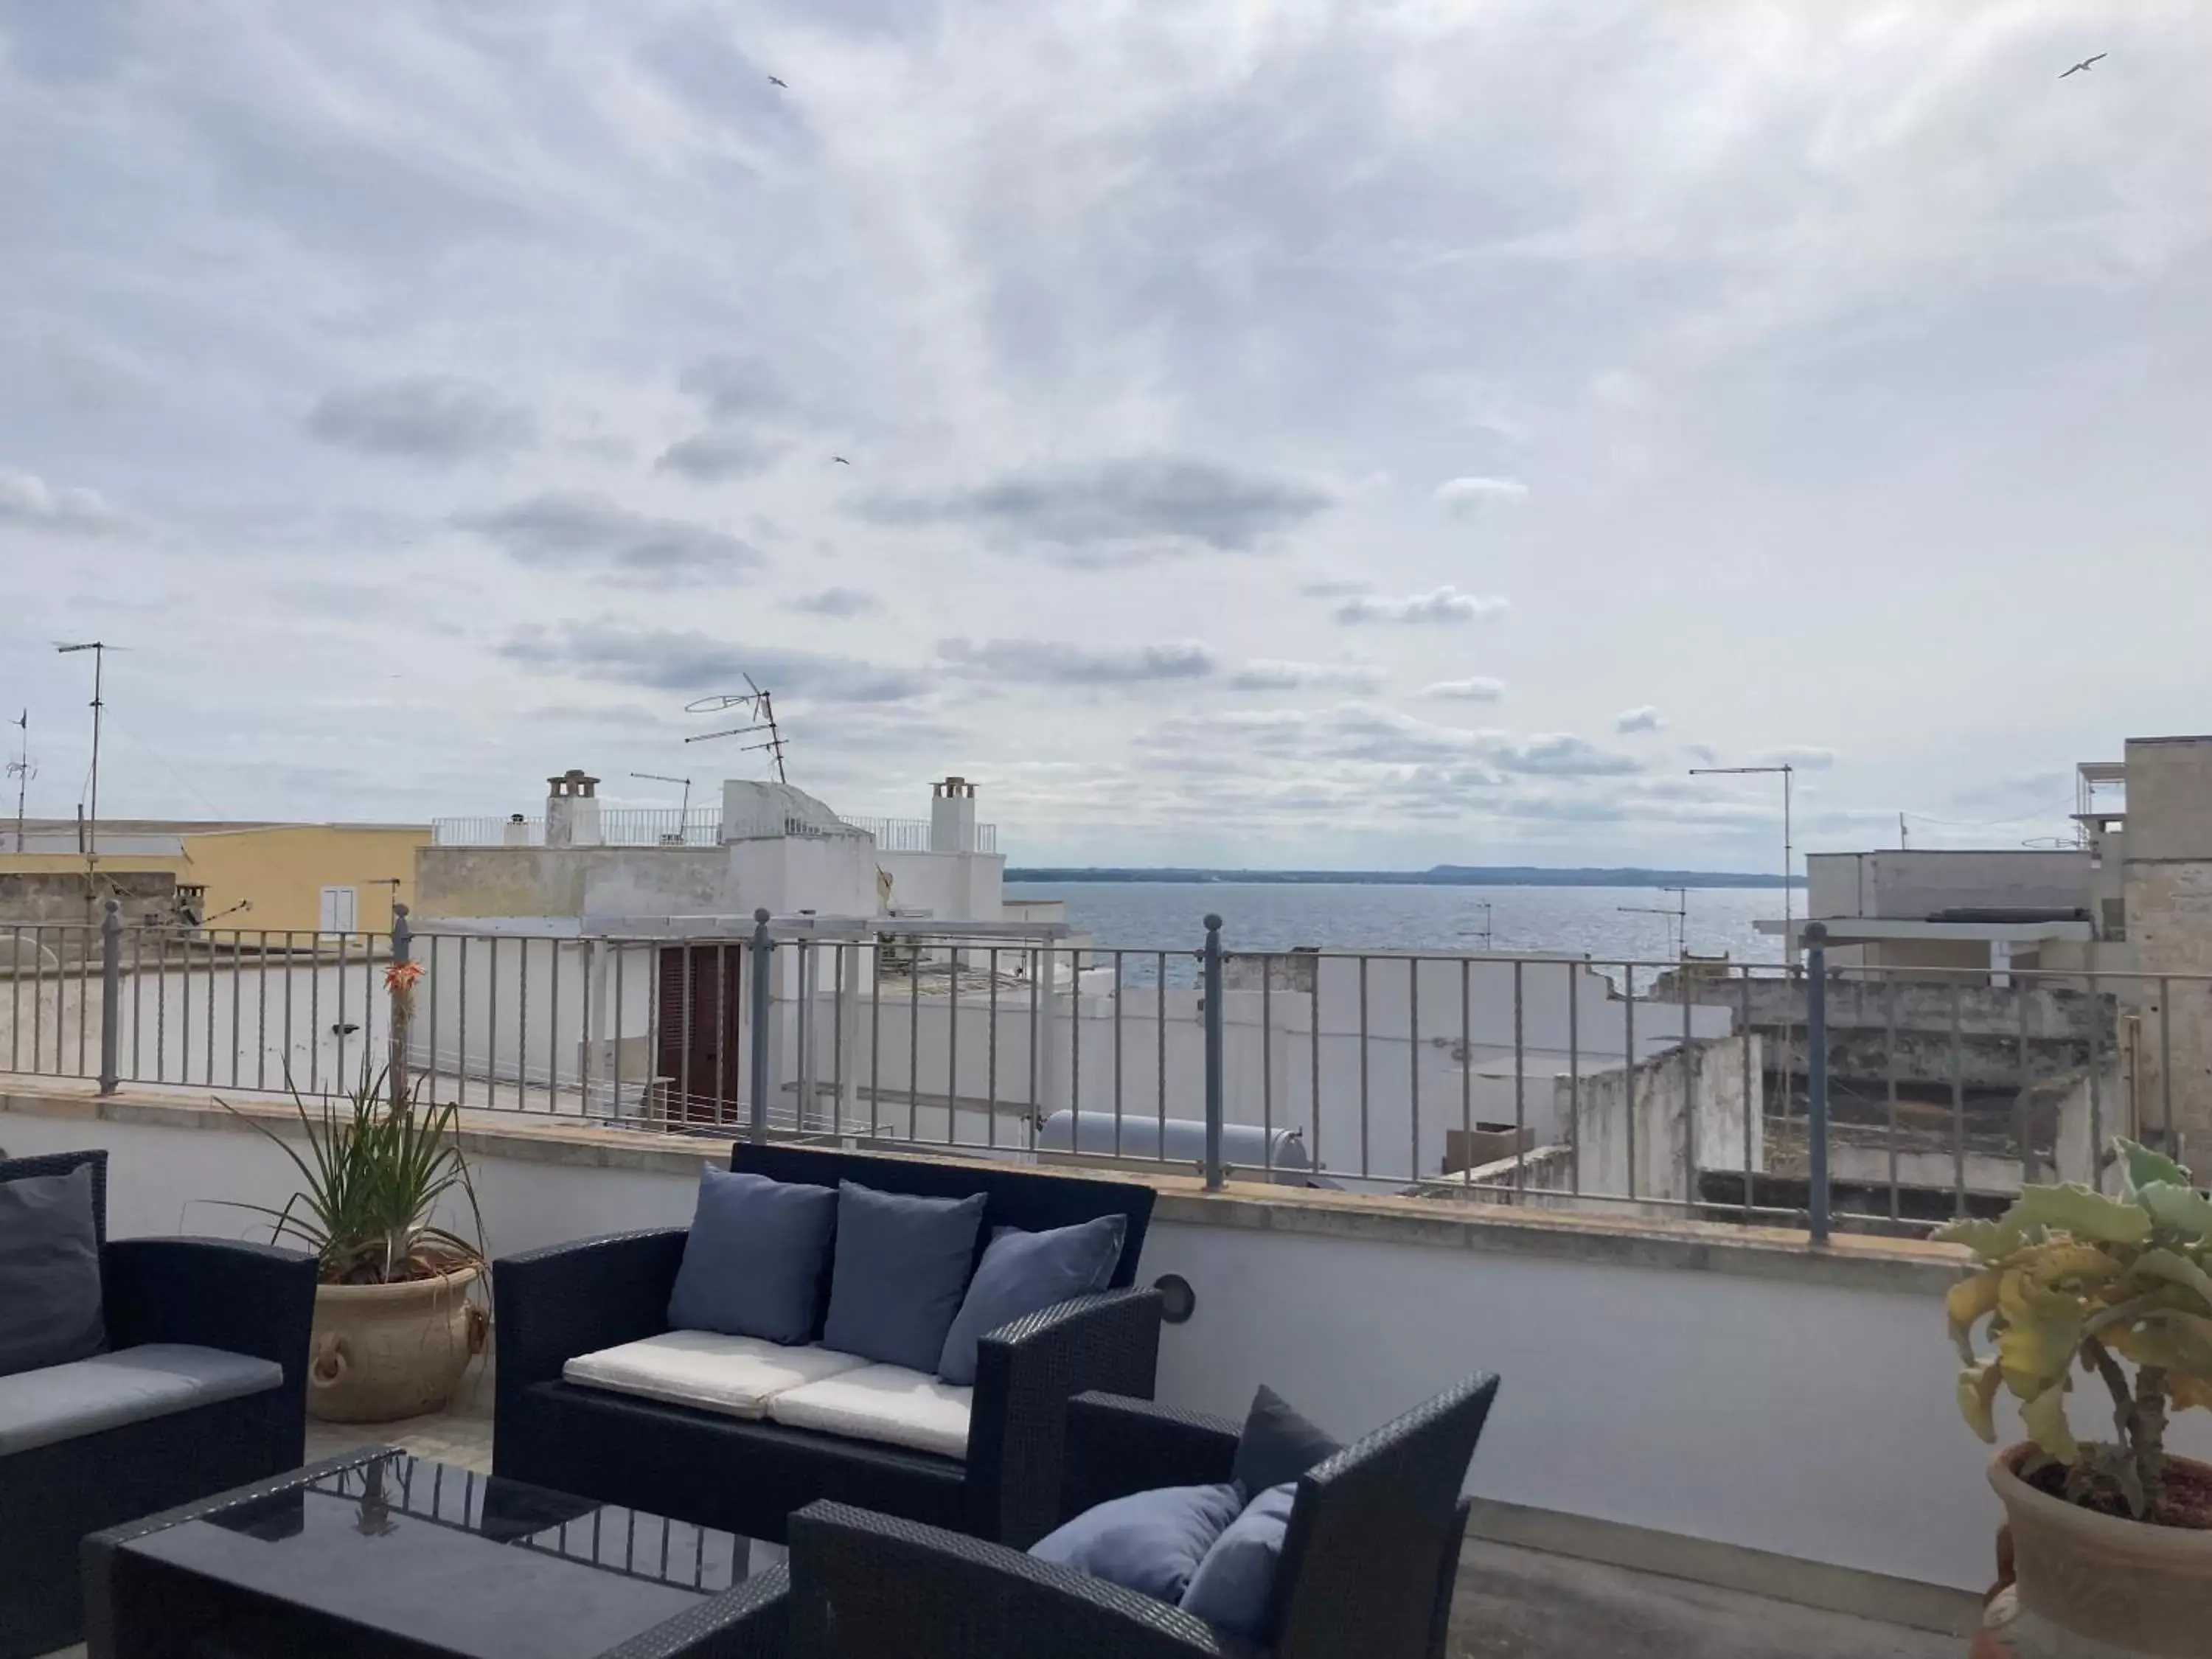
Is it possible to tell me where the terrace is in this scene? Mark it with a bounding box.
[10,910,2205,1655]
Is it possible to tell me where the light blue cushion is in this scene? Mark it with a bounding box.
[0,1164,105,1380]
[666,1169,837,1344]
[0,1343,283,1455]
[821,1182,987,1372]
[1030,1482,1245,1604]
[936,1215,1126,1385]
[1181,1480,1298,1641]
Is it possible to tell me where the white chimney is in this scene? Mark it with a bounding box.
[501,813,531,848]
[545,768,602,848]
[929,775,976,853]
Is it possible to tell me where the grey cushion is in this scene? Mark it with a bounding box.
[0,1343,284,1455]
[1181,1481,1298,1641]
[1030,1481,1245,1604]
[667,1169,838,1344]
[0,1164,105,1380]
[1232,1385,1340,1495]
[936,1215,1125,1385]
[821,1181,987,1373]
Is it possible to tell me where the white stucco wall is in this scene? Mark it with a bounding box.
[15,1100,2212,1599]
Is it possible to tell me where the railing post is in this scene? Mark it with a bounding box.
[1203,914,1225,1190]
[1804,921,1830,1245]
[389,902,411,1105]
[97,898,122,1096]
[748,908,773,1136]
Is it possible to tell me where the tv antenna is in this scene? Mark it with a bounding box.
[630,771,694,821]
[7,709,32,853]
[1618,886,1690,960]
[683,676,788,784]
[55,641,111,866]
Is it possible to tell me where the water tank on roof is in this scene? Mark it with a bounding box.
[1036,1110,1324,1185]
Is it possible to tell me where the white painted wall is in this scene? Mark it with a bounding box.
[15,1103,2212,1596]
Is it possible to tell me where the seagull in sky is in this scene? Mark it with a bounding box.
[2059,53,2106,77]
[831,456,851,465]
[768,74,788,88]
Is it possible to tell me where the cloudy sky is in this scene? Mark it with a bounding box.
[3,1,2208,870]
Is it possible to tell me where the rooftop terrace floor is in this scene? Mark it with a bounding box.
[44,1379,1966,1659]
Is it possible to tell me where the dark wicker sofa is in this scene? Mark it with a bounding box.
[780,1374,1500,1659]
[494,1143,1163,1549]
[0,1150,316,1659]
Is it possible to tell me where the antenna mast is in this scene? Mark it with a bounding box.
[7,710,31,854]
[682,677,789,784]
[55,641,106,869]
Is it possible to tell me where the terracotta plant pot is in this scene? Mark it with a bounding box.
[307,1266,485,1424]
[1989,1444,2212,1658]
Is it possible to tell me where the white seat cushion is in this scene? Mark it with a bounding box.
[766,1362,973,1461]
[0,1343,285,1456]
[564,1330,869,1420]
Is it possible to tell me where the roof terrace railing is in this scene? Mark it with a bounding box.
[430,812,996,852]
[6,908,2182,1244]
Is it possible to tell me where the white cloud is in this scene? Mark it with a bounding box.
[1227,660,1385,692]
[7,1,2208,866]
[786,586,881,619]
[305,377,534,465]
[1433,476,1529,517]
[1759,746,1838,771]
[0,467,125,535]
[454,494,764,588]
[1615,706,1664,734]
[940,638,1217,685]
[1426,678,1506,702]
[1334,588,1509,626]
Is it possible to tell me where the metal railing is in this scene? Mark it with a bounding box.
[7,908,2203,1242]
[430,812,998,853]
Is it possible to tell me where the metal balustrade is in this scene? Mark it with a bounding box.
[6,907,2196,1240]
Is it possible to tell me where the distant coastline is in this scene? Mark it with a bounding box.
[1005,866,1804,889]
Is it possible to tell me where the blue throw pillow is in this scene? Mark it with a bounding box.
[1031,1482,1245,1604]
[936,1214,1126,1385]
[0,1165,105,1379]
[1180,1481,1298,1641]
[821,1181,987,1372]
[665,1169,836,1345]
[1231,1385,1340,1494]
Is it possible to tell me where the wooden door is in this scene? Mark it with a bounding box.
[655,944,744,1123]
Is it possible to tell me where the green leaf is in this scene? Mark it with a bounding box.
[2003,1184,2152,1246]
[2021,1383,2081,1466]
[2000,1301,2084,1399]
[2118,1139,2192,1197]
[2135,1248,2212,1312]
[1958,1360,2004,1444]
[2140,1183,2212,1241]
[1933,1216,2023,1257]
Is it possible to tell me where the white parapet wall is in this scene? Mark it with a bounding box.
[9,1084,2209,1604]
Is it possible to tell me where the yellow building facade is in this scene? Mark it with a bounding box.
[0,823,428,934]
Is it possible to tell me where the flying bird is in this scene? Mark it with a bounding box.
[2059,53,2105,77]
[768,74,788,88]
[831,456,852,465]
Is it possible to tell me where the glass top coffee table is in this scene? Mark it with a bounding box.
[84,1447,787,1658]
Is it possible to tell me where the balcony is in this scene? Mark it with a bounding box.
[13,911,2208,1656]
[8,1080,1973,1659]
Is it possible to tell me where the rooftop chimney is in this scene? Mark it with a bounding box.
[545,768,602,848]
[501,812,531,848]
[929,775,976,854]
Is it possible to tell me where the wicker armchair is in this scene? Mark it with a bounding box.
[781,1373,1500,1659]
[0,1149,317,1659]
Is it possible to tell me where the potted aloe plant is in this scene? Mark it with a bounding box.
[1942,1141,2212,1655]
[224,956,487,1421]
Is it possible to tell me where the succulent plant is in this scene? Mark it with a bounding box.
[1941,1141,2212,1521]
